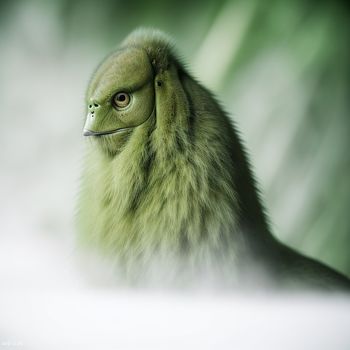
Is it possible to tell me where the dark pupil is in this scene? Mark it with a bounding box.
[118,94,126,101]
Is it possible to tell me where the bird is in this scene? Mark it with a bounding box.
[77,28,350,290]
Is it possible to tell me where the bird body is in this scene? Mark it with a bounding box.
[77,29,350,290]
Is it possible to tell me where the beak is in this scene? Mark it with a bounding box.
[83,127,132,137]
[83,112,111,136]
[83,129,100,136]
[83,112,97,136]
[82,112,133,137]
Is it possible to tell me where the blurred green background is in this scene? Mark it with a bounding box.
[0,0,349,276]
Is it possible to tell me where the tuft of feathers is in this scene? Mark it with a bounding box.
[77,28,350,290]
[121,28,178,73]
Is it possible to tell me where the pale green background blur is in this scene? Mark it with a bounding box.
[0,0,349,278]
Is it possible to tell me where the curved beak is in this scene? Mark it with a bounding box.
[83,129,98,136]
[82,111,126,136]
[83,127,131,137]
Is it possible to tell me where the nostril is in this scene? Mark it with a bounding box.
[94,103,99,107]
[89,105,92,109]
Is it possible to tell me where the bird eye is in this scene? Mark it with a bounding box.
[113,92,131,109]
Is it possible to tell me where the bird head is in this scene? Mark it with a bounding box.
[83,29,190,157]
[83,46,156,153]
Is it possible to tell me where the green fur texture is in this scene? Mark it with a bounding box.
[77,29,350,289]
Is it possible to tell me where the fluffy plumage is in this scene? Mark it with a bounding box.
[77,29,350,290]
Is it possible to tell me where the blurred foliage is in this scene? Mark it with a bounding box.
[1,0,349,275]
